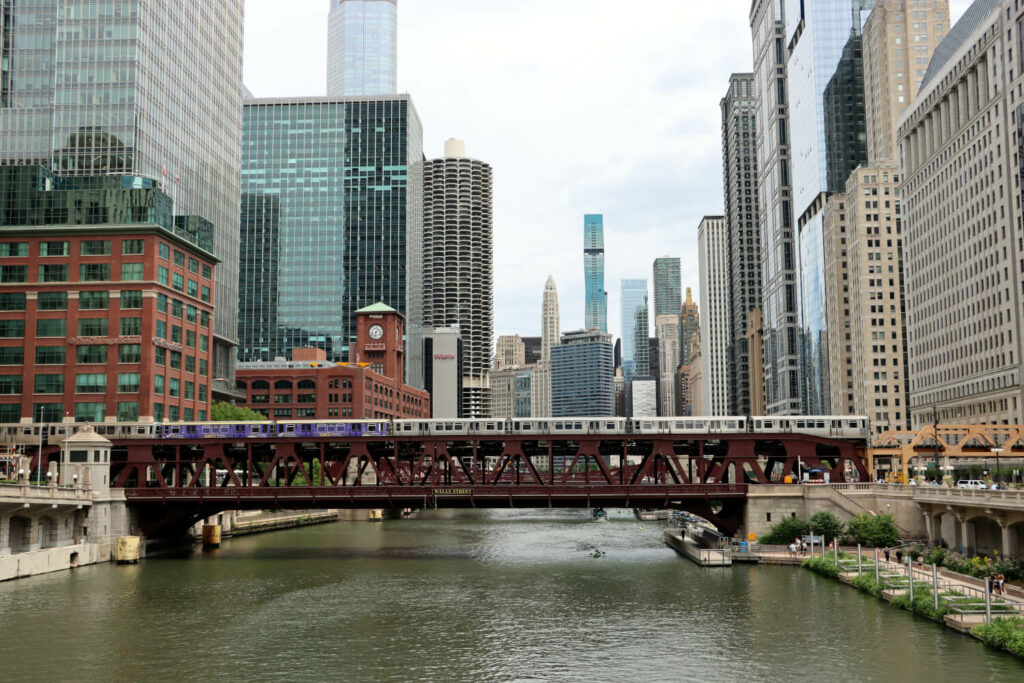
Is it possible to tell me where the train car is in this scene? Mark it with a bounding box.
[159,421,275,439]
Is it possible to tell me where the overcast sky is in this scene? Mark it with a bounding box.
[244,0,971,343]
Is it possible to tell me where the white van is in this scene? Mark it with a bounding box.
[956,480,986,490]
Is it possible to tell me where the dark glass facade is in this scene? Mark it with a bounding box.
[824,35,869,194]
[238,96,423,363]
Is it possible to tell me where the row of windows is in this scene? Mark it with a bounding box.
[0,290,144,311]
[0,239,144,257]
[0,263,145,283]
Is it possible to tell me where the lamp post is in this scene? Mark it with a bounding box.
[991,447,1004,487]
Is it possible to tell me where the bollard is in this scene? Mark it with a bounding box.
[874,548,879,585]
[857,544,862,576]
[810,536,814,558]
[833,538,838,566]
[201,524,221,549]
[932,564,939,612]
[908,556,914,604]
[985,577,992,623]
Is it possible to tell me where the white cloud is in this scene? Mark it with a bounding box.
[244,0,972,344]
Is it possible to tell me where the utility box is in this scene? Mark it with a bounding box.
[115,536,140,564]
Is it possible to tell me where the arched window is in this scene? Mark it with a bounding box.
[274,380,293,390]
[235,380,247,390]
[298,379,316,389]
[252,380,270,390]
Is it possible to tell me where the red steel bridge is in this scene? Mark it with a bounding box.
[89,429,869,537]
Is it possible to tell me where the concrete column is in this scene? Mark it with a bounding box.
[962,517,975,556]
[26,516,42,552]
[977,59,988,107]
[967,69,978,119]
[923,511,934,545]
[0,513,9,556]
[1000,518,1012,557]
[958,80,968,127]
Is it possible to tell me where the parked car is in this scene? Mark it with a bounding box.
[955,480,986,490]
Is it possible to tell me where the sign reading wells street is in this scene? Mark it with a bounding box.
[433,488,473,496]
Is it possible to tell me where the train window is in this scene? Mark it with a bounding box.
[642,421,651,429]
[849,421,858,428]
[367,424,377,432]
[574,422,583,430]
[606,422,616,430]
[726,421,737,429]
[796,421,805,428]
[454,423,463,430]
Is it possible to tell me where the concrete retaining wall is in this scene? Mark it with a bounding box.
[0,542,107,582]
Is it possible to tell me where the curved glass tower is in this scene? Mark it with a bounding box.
[327,0,398,96]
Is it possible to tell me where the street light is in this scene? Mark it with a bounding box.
[991,447,1004,487]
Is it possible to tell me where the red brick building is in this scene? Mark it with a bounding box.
[0,224,217,423]
[235,303,429,419]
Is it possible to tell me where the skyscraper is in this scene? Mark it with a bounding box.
[583,214,607,332]
[494,335,526,372]
[551,330,614,416]
[532,275,560,417]
[655,314,680,416]
[238,95,423,368]
[680,287,699,376]
[327,0,398,96]
[652,257,682,318]
[0,0,244,392]
[698,216,730,416]
[620,279,650,380]
[900,0,1024,426]
[421,139,493,418]
[786,0,877,414]
[749,0,801,415]
[721,73,761,417]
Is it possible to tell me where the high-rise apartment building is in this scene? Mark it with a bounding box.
[551,329,614,417]
[688,331,704,416]
[822,193,853,417]
[620,278,650,380]
[532,276,560,417]
[746,309,765,415]
[421,326,462,418]
[489,367,517,419]
[327,0,398,96]
[656,314,680,416]
[494,335,526,372]
[786,0,878,415]
[652,257,682,318]
[583,214,607,332]
[0,0,244,393]
[749,0,801,415]
[239,96,423,371]
[421,139,493,418]
[679,287,699,415]
[721,73,762,417]
[899,0,1024,426]
[697,216,730,415]
[863,0,950,164]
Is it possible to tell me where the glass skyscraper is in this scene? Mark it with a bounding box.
[620,278,650,380]
[0,0,244,389]
[652,257,682,318]
[551,330,614,417]
[238,96,423,365]
[583,214,607,332]
[327,0,398,96]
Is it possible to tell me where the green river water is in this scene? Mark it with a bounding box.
[1,509,1021,682]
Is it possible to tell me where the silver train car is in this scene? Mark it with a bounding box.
[0,415,869,446]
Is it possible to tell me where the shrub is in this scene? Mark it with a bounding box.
[850,574,883,598]
[973,618,1024,659]
[802,556,839,578]
[760,517,810,545]
[891,588,949,622]
[810,511,845,544]
[845,512,900,547]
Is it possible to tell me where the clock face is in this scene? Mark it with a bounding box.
[368,324,384,340]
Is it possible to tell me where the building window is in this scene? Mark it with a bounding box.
[121,290,143,309]
[297,408,316,418]
[157,265,169,285]
[200,312,209,329]
[168,405,179,421]
[183,408,194,421]
[198,384,206,403]
[274,408,292,417]
[173,251,185,267]
[0,320,25,338]
[198,359,207,376]
[186,305,196,323]
[118,373,140,393]
[153,403,163,421]
[75,374,107,394]
[187,280,198,297]
[119,317,142,335]
[274,394,291,404]
[297,394,316,403]
[40,241,69,256]
[172,273,184,291]
[154,375,164,395]
[122,239,145,255]
[201,285,210,303]
[185,355,195,373]
[76,346,107,364]
[35,346,65,364]
[36,319,66,337]
[184,381,194,400]
[156,293,168,312]
[0,242,28,256]
[117,401,139,421]
[80,240,111,256]
[37,292,66,310]
[118,344,141,363]
[38,264,68,282]
[78,291,109,310]
[171,325,181,343]
[201,264,211,279]
[171,299,182,318]
[251,394,269,404]
[158,243,170,260]
[0,292,25,310]
[80,263,111,281]
[34,374,64,394]
[170,351,181,369]
[156,320,166,339]
[169,378,180,397]
[120,263,144,281]
[75,402,105,422]
[0,265,27,282]
[154,347,166,366]
[77,318,108,336]
[0,375,22,394]
[188,258,199,273]
[33,403,63,422]
[0,347,24,364]
[185,330,196,348]
[0,404,17,421]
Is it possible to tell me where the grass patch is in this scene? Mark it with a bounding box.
[973,617,1024,659]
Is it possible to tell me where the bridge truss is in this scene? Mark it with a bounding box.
[871,424,1024,481]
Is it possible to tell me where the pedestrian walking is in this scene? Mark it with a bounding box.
[895,548,903,565]
[883,546,890,563]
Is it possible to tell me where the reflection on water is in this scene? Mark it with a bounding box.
[0,509,1020,682]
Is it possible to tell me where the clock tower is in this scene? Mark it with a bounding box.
[353,302,405,381]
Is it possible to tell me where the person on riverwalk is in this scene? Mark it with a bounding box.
[883,547,891,563]
[788,542,796,557]
[896,548,903,566]
[996,573,1005,596]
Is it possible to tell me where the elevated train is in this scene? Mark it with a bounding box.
[0,415,869,445]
